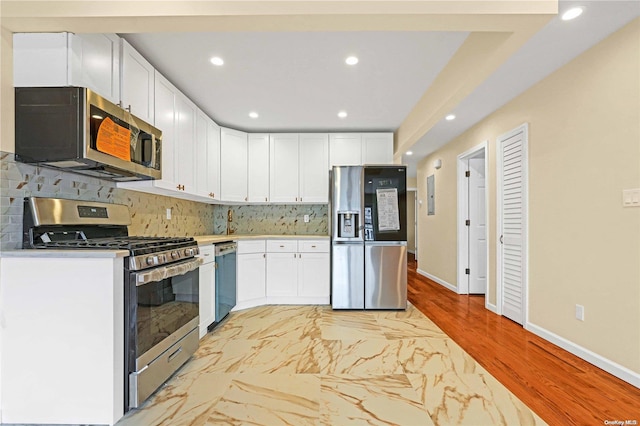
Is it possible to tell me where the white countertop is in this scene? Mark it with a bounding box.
[195,234,330,246]
[0,249,130,258]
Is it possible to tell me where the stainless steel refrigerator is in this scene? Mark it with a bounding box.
[330,165,407,310]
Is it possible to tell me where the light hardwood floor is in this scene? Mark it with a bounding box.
[407,253,640,425]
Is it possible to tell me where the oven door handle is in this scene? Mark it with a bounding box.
[135,257,203,286]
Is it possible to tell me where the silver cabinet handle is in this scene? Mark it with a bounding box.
[168,346,183,362]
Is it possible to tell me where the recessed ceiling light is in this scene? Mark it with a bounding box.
[338,111,348,118]
[210,57,224,66]
[561,7,583,21]
[406,151,413,156]
[445,114,456,121]
[345,56,359,65]
[249,112,259,119]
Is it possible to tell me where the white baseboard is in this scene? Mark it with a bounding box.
[485,301,498,314]
[416,269,457,293]
[408,250,416,254]
[526,322,640,389]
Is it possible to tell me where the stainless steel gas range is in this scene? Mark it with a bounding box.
[22,197,202,412]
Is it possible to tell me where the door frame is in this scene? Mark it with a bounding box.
[456,141,489,299]
[407,187,418,257]
[496,123,529,323]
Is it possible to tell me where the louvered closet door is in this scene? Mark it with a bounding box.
[498,125,528,325]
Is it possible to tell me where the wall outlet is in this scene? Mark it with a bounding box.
[575,304,585,321]
[166,208,172,220]
[303,214,310,223]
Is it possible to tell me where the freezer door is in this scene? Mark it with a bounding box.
[364,242,407,309]
[331,243,364,309]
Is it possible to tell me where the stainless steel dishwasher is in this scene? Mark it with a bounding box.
[211,241,237,330]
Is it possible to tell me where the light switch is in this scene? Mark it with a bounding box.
[166,208,172,219]
[304,214,310,223]
[623,188,640,207]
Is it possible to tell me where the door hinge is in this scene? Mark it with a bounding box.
[465,219,470,226]
[465,268,470,275]
[465,170,471,177]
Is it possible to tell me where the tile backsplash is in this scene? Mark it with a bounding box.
[213,204,328,236]
[1,152,328,251]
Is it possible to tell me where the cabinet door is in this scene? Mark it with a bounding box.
[13,32,72,88]
[207,119,221,200]
[195,110,209,197]
[220,128,248,202]
[152,71,178,189]
[362,133,394,164]
[329,133,362,167]
[248,134,270,203]
[266,252,298,297]
[237,253,266,303]
[75,33,121,105]
[299,133,329,203]
[298,252,330,298]
[120,39,154,124]
[269,133,299,203]
[175,93,197,192]
[198,260,216,338]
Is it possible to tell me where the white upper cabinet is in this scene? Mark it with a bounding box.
[13,32,121,105]
[120,38,154,124]
[269,133,300,203]
[248,134,270,203]
[362,132,394,164]
[195,111,209,197]
[329,133,394,168]
[175,93,197,192]
[220,127,248,202]
[149,71,178,190]
[299,133,329,203]
[329,133,362,167]
[196,111,221,200]
[207,120,222,200]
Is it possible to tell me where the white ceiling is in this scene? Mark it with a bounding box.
[121,1,640,177]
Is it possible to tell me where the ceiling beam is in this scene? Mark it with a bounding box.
[394,13,552,160]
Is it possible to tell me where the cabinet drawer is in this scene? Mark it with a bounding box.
[197,245,216,264]
[237,239,266,254]
[298,240,329,253]
[266,240,298,253]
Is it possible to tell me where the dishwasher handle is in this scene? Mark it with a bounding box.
[215,242,237,256]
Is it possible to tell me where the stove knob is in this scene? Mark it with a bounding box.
[184,248,192,256]
[171,251,178,260]
[145,256,154,266]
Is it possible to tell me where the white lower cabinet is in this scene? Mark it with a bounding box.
[235,240,267,310]
[198,244,216,339]
[265,239,330,304]
[298,251,330,298]
[235,238,330,309]
[266,240,298,298]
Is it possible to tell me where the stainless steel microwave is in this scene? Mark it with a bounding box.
[15,87,162,181]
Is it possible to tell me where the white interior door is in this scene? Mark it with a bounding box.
[498,124,528,325]
[468,157,487,294]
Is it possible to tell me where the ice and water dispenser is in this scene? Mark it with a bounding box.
[337,211,359,238]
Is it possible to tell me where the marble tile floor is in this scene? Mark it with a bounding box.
[117,304,546,426]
